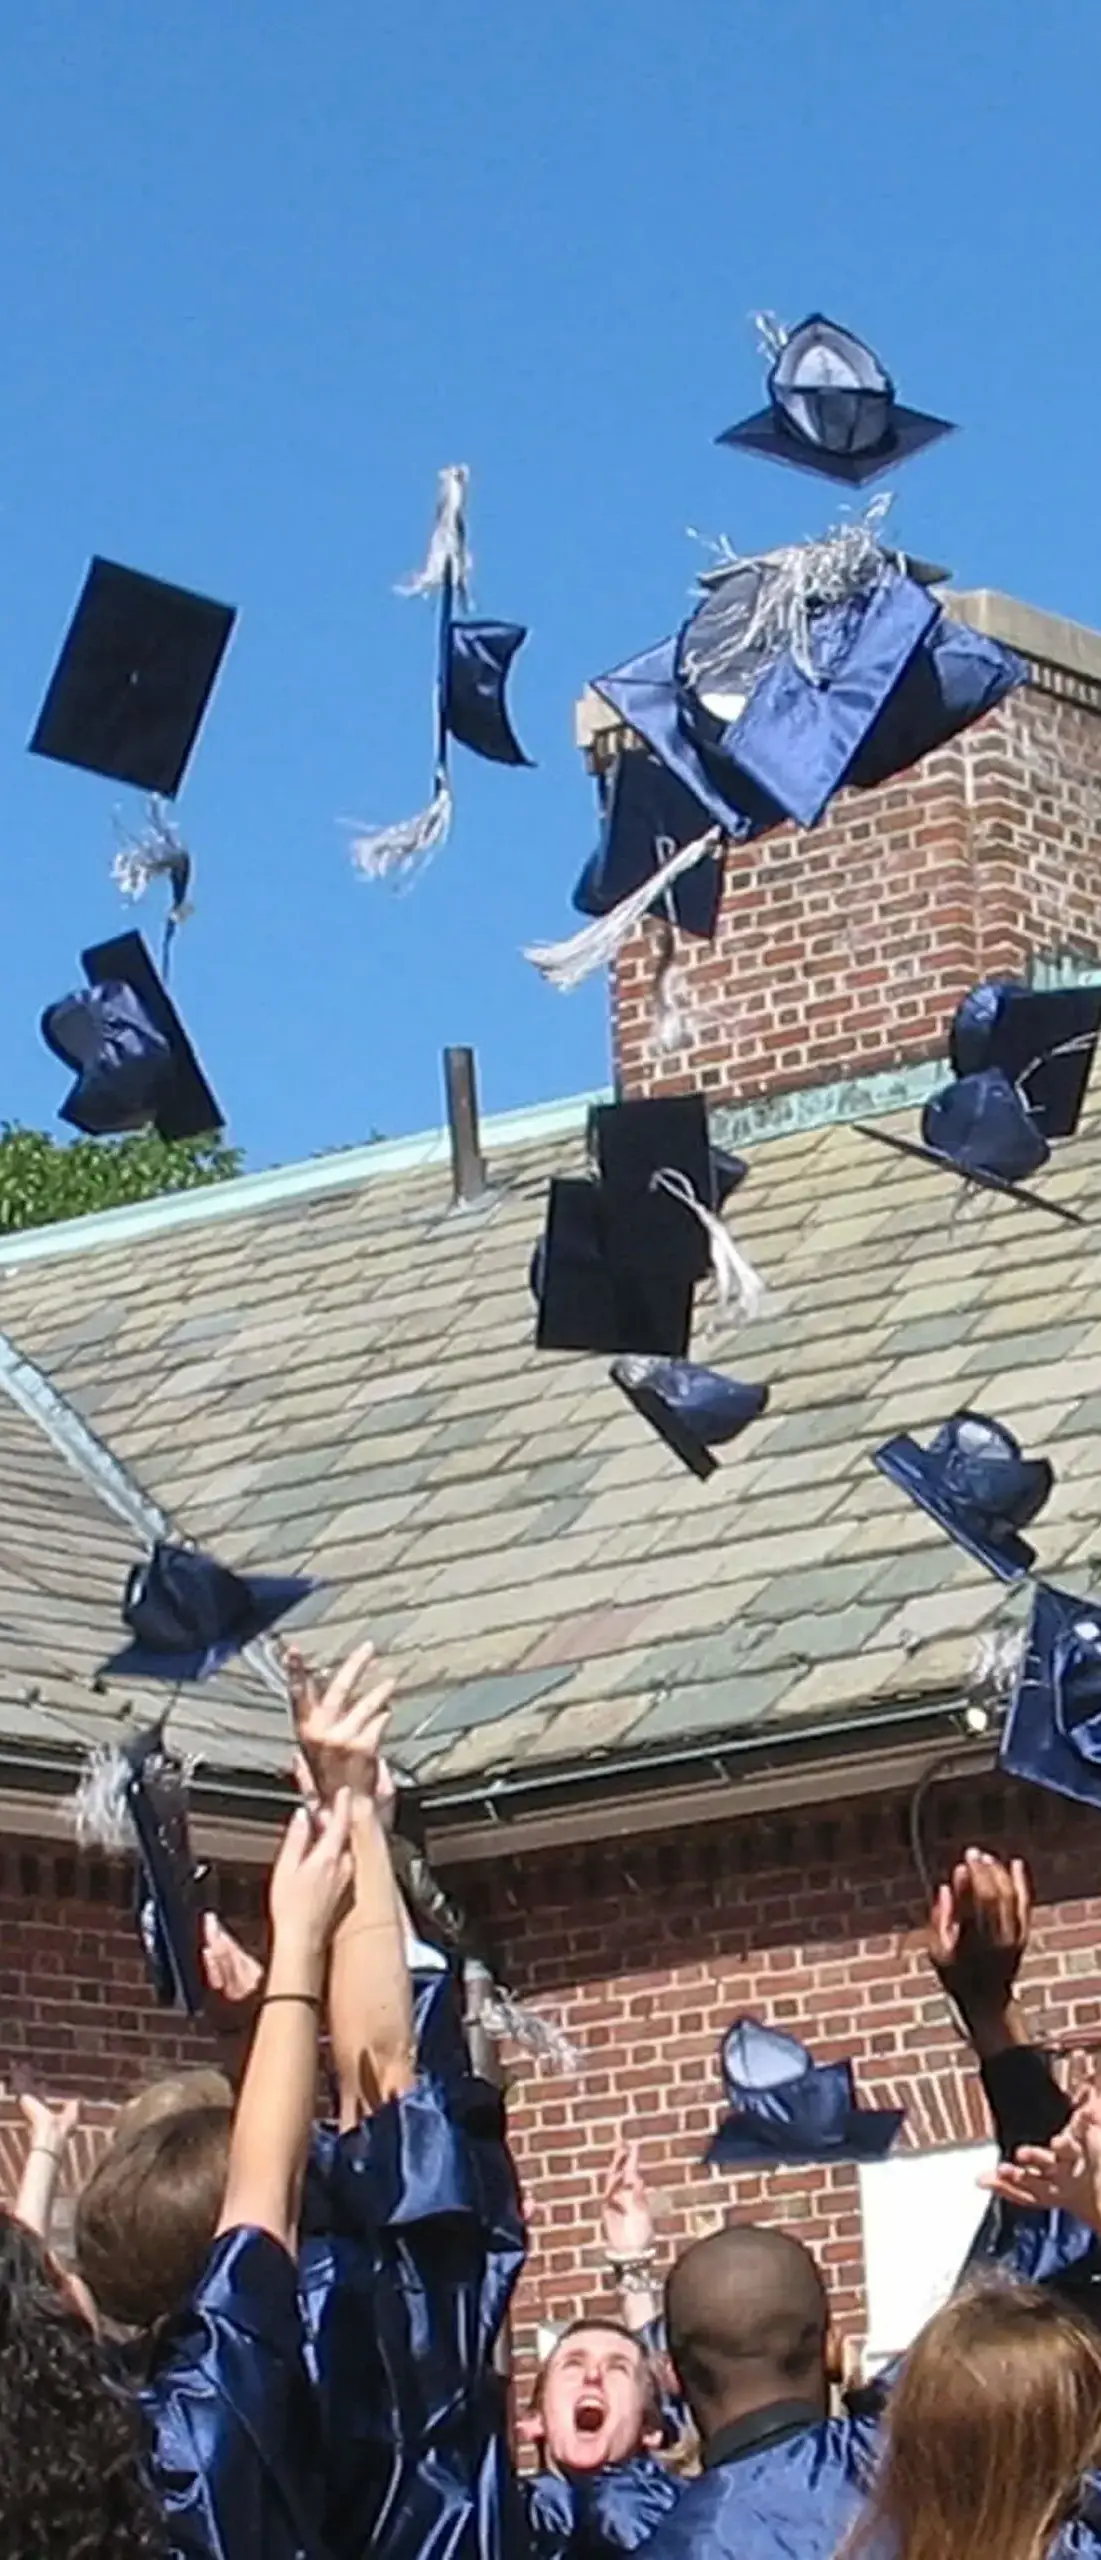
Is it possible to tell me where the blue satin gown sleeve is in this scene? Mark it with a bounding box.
[143,2225,328,2560]
[299,2069,528,2560]
[526,2458,680,2560]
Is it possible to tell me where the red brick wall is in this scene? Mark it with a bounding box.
[611,678,1101,1103]
[456,1770,1101,2379]
[3,1774,1101,2388]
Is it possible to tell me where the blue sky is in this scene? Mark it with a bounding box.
[1,4,1098,1170]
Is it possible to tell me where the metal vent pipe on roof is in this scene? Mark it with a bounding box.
[443,1046,489,1207]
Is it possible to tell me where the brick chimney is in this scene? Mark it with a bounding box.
[576,591,1101,1113]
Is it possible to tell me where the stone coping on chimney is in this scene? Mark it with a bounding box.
[574,586,1101,754]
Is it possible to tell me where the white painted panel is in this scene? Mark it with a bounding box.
[858,2142,999,2374]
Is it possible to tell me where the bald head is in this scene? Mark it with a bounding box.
[665,2224,830,2437]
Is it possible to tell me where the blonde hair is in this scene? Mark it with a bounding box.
[844,2279,1101,2560]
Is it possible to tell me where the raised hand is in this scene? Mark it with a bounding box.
[268,1791,354,1967]
[18,2091,80,2157]
[926,1847,1031,2024]
[980,2090,1101,2232]
[602,2134,655,2261]
[202,1914,264,2005]
[284,1639,394,1805]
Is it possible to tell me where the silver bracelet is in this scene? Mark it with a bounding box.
[608,2254,658,2288]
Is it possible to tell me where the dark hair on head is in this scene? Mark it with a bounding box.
[844,2278,1101,2560]
[75,2101,231,2330]
[0,2206,168,2560]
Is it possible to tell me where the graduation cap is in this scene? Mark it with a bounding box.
[712,564,938,830]
[572,751,724,942]
[100,1540,317,1683]
[123,1725,207,2015]
[349,466,532,883]
[873,1412,1054,1583]
[1000,1582,1101,1810]
[611,1357,768,1480]
[949,979,1101,1141]
[533,1177,695,1358]
[706,2017,903,2169]
[717,313,955,487]
[42,930,223,1143]
[845,613,1026,795]
[29,557,236,799]
[856,961,1089,1226]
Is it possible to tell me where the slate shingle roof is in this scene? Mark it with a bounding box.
[0,1087,1098,1818]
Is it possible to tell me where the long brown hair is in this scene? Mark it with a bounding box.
[845,2280,1101,2560]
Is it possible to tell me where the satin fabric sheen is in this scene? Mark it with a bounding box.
[299,1966,527,2560]
[142,2225,328,2560]
[526,2455,681,2560]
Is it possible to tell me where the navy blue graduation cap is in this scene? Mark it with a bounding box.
[706,2017,903,2169]
[611,1357,768,1481]
[123,1724,207,2016]
[101,1540,317,1683]
[718,565,937,829]
[949,979,1101,1141]
[1000,1582,1101,1810]
[349,466,532,883]
[592,629,784,847]
[845,612,1027,795]
[873,1412,1054,1583]
[29,557,236,799]
[856,957,1089,1225]
[572,751,724,942]
[717,313,954,487]
[41,930,223,1143]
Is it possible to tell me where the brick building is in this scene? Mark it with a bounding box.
[2,580,1101,2379]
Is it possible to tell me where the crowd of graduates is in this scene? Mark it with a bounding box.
[8,1639,1101,2560]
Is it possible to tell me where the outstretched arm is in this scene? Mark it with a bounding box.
[216,1789,352,2252]
[15,2093,80,2243]
[602,2136,660,2334]
[926,1846,1070,2153]
[288,1641,415,2127]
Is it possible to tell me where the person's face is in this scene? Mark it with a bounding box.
[538,2327,656,2474]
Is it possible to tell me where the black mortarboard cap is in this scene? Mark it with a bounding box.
[873,1411,1054,1583]
[611,1357,769,1481]
[1000,1582,1101,1810]
[30,557,236,798]
[42,930,223,1143]
[949,979,1101,1141]
[717,314,954,487]
[572,751,723,941]
[591,1094,714,1286]
[706,2016,903,2168]
[534,1177,694,1358]
[123,1724,206,2015]
[101,1540,317,1683]
[443,619,532,767]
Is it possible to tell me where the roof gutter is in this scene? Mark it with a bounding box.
[0,1689,995,1871]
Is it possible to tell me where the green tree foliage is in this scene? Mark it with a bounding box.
[0,1122,244,1234]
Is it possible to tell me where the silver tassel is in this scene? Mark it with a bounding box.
[347,774,453,886]
[69,1744,132,1851]
[651,1167,765,1319]
[479,1987,583,2075]
[682,500,893,695]
[111,799,193,922]
[396,464,473,609]
[523,827,723,992]
[969,1623,1028,1707]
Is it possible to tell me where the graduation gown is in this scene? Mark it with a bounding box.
[298,1998,527,2560]
[526,2454,681,2560]
[143,2225,328,2560]
[643,2039,1101,2560]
